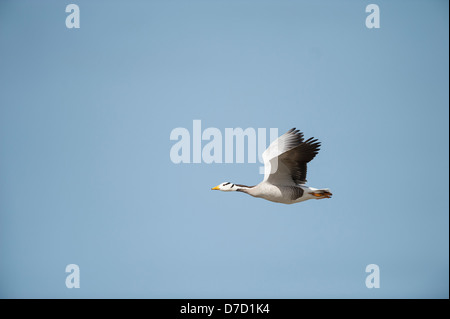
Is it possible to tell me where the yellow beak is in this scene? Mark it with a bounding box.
[211,185,220,190]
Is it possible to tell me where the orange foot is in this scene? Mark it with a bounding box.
[310,191,333,199]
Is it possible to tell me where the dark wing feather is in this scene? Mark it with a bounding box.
[277,137,321,184]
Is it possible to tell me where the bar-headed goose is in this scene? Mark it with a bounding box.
[211,128,332,204]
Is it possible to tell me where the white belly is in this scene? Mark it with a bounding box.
[252,184,313,204]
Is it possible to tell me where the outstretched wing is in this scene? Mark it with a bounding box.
[262,128,320,185]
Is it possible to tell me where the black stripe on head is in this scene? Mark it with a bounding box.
[223,182,230,186]
[231,184,235,188]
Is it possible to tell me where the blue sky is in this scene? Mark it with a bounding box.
[0,0,448,298]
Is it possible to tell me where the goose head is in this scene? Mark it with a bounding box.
[211,182,237,191]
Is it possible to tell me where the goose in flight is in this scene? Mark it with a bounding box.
[211,128,332,204]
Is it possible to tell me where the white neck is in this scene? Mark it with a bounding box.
[234,184,255,194]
